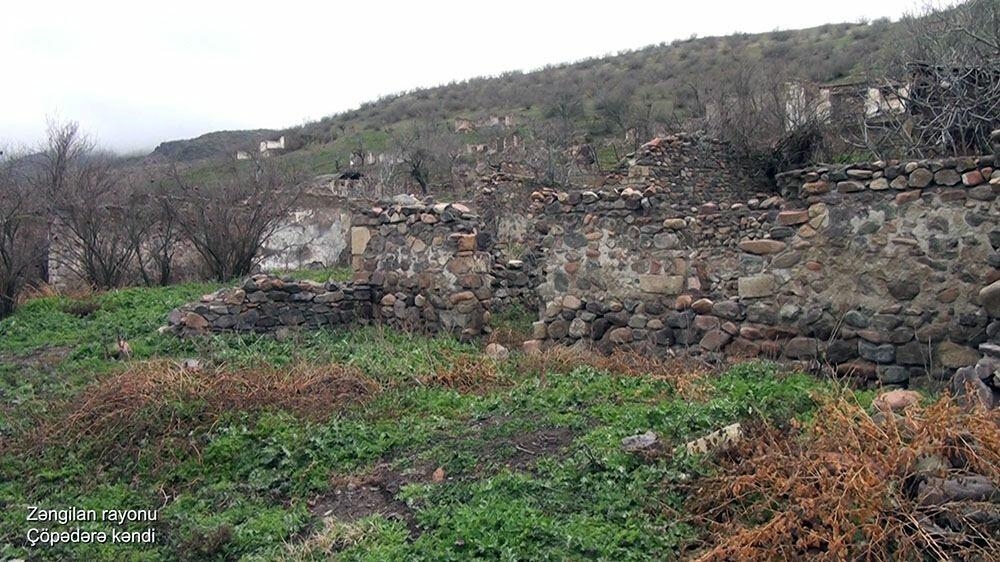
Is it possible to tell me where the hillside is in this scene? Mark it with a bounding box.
[291,20,891,141]
[153,19,898,172]
[151,1,998,192]
[150,129,281,162]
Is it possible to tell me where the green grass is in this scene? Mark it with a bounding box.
[0,282,840,561]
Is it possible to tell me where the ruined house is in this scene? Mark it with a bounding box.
[454,117,476,133]
[259,136,287,157]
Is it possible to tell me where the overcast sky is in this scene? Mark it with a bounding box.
[2,0,922,153]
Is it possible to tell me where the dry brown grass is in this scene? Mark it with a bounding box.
[17,361,378,463]
[590,350,712,401]
[20,281,93,302]
[418,353,505,392]
[684,394,1000,561]
[513,345,595,377]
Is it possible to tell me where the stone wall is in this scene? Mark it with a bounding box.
[259,203,352,271]
[167,276,376,335]
[167,136,1000,395]
[526,153,999,391]
[169,199,495,339]
[350,199,493,338]
[610,133,769,203]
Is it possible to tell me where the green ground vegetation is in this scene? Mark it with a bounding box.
[1,281,846,561]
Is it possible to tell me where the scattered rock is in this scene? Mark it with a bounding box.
[738,275,775,299]
[622,431,660,453]
[485,343,510,361]
[917,475,997,506]
[981,280,1000,317]
[738,239,787,255]
[873,389,921,412]
[685,423,742,455]
[937,341,980,369]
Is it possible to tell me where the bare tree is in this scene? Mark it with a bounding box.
[700,64,825,178]
[393,120,443,195]
[522,118,576,187]
[0,148,47,318]
[132,167,184,286]
[164,155,303,281]
[858,0,1000,156]
[389,118,475,195]
[41,122,149,289]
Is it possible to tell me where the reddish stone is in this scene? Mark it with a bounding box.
[857,330,885,343]
[895,190,922,205]
[764,327,799,340]
[738,239,787,255]
[522,340,543,355]
[691,298,714,314]
[449,291,476,304]
[700,329,732,351]
[183,312,209,330]
[674,295,692,310]
[458,274,483,288]
[936,287,960,303]
[938,189,966,202]
[962,170,984,186]
[693,315,720,331]
[727,338,760,358]
[873,389,921,412]
[452,233,476,252]
[805,261,822,272]
[777,210,809,225]
[698,202,720,215]
[801,180,831,195]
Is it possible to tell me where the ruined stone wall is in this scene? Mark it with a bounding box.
[611,133,769,204]
[258,201,353,271]
[350,200,493,338]
[169,200,495,339]
[527,154,999,390]
[167,137,1000,394]
[167,276,376,335]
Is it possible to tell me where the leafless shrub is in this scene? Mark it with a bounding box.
[0,148,47,317]
[855,0,1000,157]
[164,154,304,282]
[41,121,150,289]
[700,65,827,179]
[391,119,462,195]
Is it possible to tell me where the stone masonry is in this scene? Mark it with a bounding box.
[520,149,999,393]
[168,199,496,339]
[168,135,1000,398]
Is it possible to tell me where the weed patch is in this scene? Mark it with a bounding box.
[18,361,378,467]
[684,394,1000,561]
